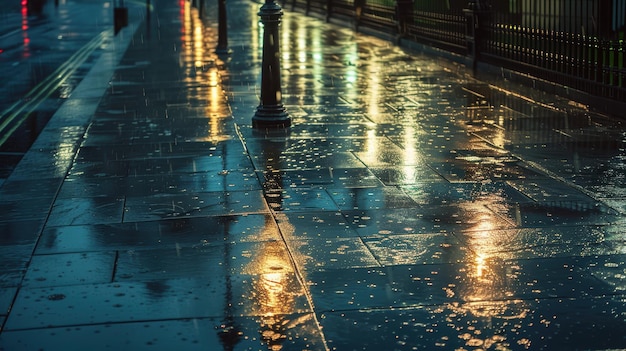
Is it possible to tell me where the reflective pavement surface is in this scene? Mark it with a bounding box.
[0,0,121,179]
[1,0,626,350]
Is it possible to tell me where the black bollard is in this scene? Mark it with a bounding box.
[215,0,230,54]
[114,0,128,35]
[252,0,291,129]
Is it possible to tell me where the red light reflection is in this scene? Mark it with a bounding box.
[21,0,31,58]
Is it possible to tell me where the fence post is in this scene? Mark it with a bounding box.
[463,0,488,73]
[395,0,413,38]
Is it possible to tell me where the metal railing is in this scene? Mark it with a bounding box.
[285,0,626,106]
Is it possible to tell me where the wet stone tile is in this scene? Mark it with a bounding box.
[362,233,467,265]
[288,238,380,271]
[306,265,462,311]
[275,211,361,239]
[57,176,129,198]
[319,295,626,351]
[256,168,335,188]
[4,279,226,330]
[123,190,269,222]
[319,307,441,351]
[329,167,383,188]
[0,220,44,245]
[47,197,125,226]
[506,178,599,204]
[291,113,370,125]
[344,208,445,236]
[280,137,373,155]
[454,226,608,260]
[354,147,423,168]
[0,236,37,274]
[428,157,539,182]
[399,181,486,206]
[22,252,116,288]
[493,201,620,227]
[508,295,626,350]
[577,254,626,292]
[127,154,253,176]
[328,187,417,210]
[260,168,381,190]
[7,149,75,181]
[308,255,616,312]
[6,273,311,330]
[0,178,63,201]
[0,270,25,289]
[266,188,338,212]
[36,215,281,254]
[0,313,326,351]
[67,160,130,178]
[370,165,443,185]
[31,127,87,149]
[499,256,618,299]
[0,198,54,223]
[114,241,294,281]
[125,171,261,196]
[0,287,17,315]
[251,151,366,171]
[344,204,512,237]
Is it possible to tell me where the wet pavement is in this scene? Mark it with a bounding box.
[0,0,137,179]
[1,0,626,350]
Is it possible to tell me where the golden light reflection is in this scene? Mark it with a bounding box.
[244,240,295,311]
[178,0,231,142]
[448,199,530,350]
[244,219,298,350]
[487,107,508,149]
[343,43,359,103]
[461,201,501,300]
[366,57,381,120]
[402,125,419,180]
[361,128,379,166]
[296,23,307,69]
[53,141,78,177]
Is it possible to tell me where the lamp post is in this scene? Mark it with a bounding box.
[252,0,291,129]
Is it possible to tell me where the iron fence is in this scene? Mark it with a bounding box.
[286,0,626,105]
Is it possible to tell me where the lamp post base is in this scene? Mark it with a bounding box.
[253,105,291,129]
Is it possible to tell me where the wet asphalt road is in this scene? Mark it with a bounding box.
[1,0,626,350]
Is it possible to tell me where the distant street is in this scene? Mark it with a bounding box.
[0,0,116,179]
